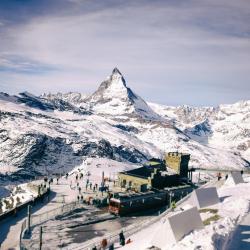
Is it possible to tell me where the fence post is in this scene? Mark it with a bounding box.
[19,220,24,250]
[39,226,42,250]
[169,192,172,208]
[27,205,31,233]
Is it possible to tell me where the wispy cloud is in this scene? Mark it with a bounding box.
[0,55,57,74]
[0,0,249,105]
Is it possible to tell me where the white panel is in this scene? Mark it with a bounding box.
[193,187,220,209]
[168,207,204,242]
[151,218,176,248]
[231,172,244,184]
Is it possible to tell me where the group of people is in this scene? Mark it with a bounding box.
[44,176,60,186]
[92,231,132,250]
[217,170,244,181]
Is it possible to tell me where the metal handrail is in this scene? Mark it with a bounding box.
[19,201,83,249]
[69,192,193,250]
[30,201,82,227]
[70,179,220,250]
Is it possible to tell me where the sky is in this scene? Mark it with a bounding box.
[0,0,249,106]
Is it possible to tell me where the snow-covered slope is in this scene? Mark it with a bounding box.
[149,101,250,161]
[0,68,249,182]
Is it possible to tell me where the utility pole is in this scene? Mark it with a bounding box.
[101,171,104,188]
[39,226,42,250]
[27,205,31,233]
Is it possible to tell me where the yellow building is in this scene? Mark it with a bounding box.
[118,167,154,192]
[118,165,179,192]
[165,152,190,178]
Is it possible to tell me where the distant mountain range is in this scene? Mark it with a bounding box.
[0,68,249,182]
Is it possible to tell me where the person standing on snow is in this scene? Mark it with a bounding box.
[119,231,125,246]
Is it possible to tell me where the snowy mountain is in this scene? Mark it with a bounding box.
[84,67,161,120]
[149,101,250,161]
[41,92,88,107]
[0,68,249,183]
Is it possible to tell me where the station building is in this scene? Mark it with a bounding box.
[165,152,190,178]
[118,153,190,192]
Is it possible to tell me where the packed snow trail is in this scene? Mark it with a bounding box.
[227,213,250,250]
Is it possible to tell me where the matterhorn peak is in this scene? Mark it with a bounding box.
[85,68,161,120]
[112,67,122,75]
[110,67,126,87]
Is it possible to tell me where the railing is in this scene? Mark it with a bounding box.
[20,178,221,250]
[70,192,193,250]
[0,184,48,220]
[19,201,83,250]
[70,178,221,250]
[30,201,81,227]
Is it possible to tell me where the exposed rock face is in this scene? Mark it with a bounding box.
[0,91,90,114]
[41,92,88,107]
[75,139,147,163]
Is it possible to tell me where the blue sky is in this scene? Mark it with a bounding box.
[0,0,249,106]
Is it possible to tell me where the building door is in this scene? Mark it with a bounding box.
[140,184,147,192]
[122,179,126,188]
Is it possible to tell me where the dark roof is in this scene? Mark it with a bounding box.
[122,166,155,179]
[148,158,162,162]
